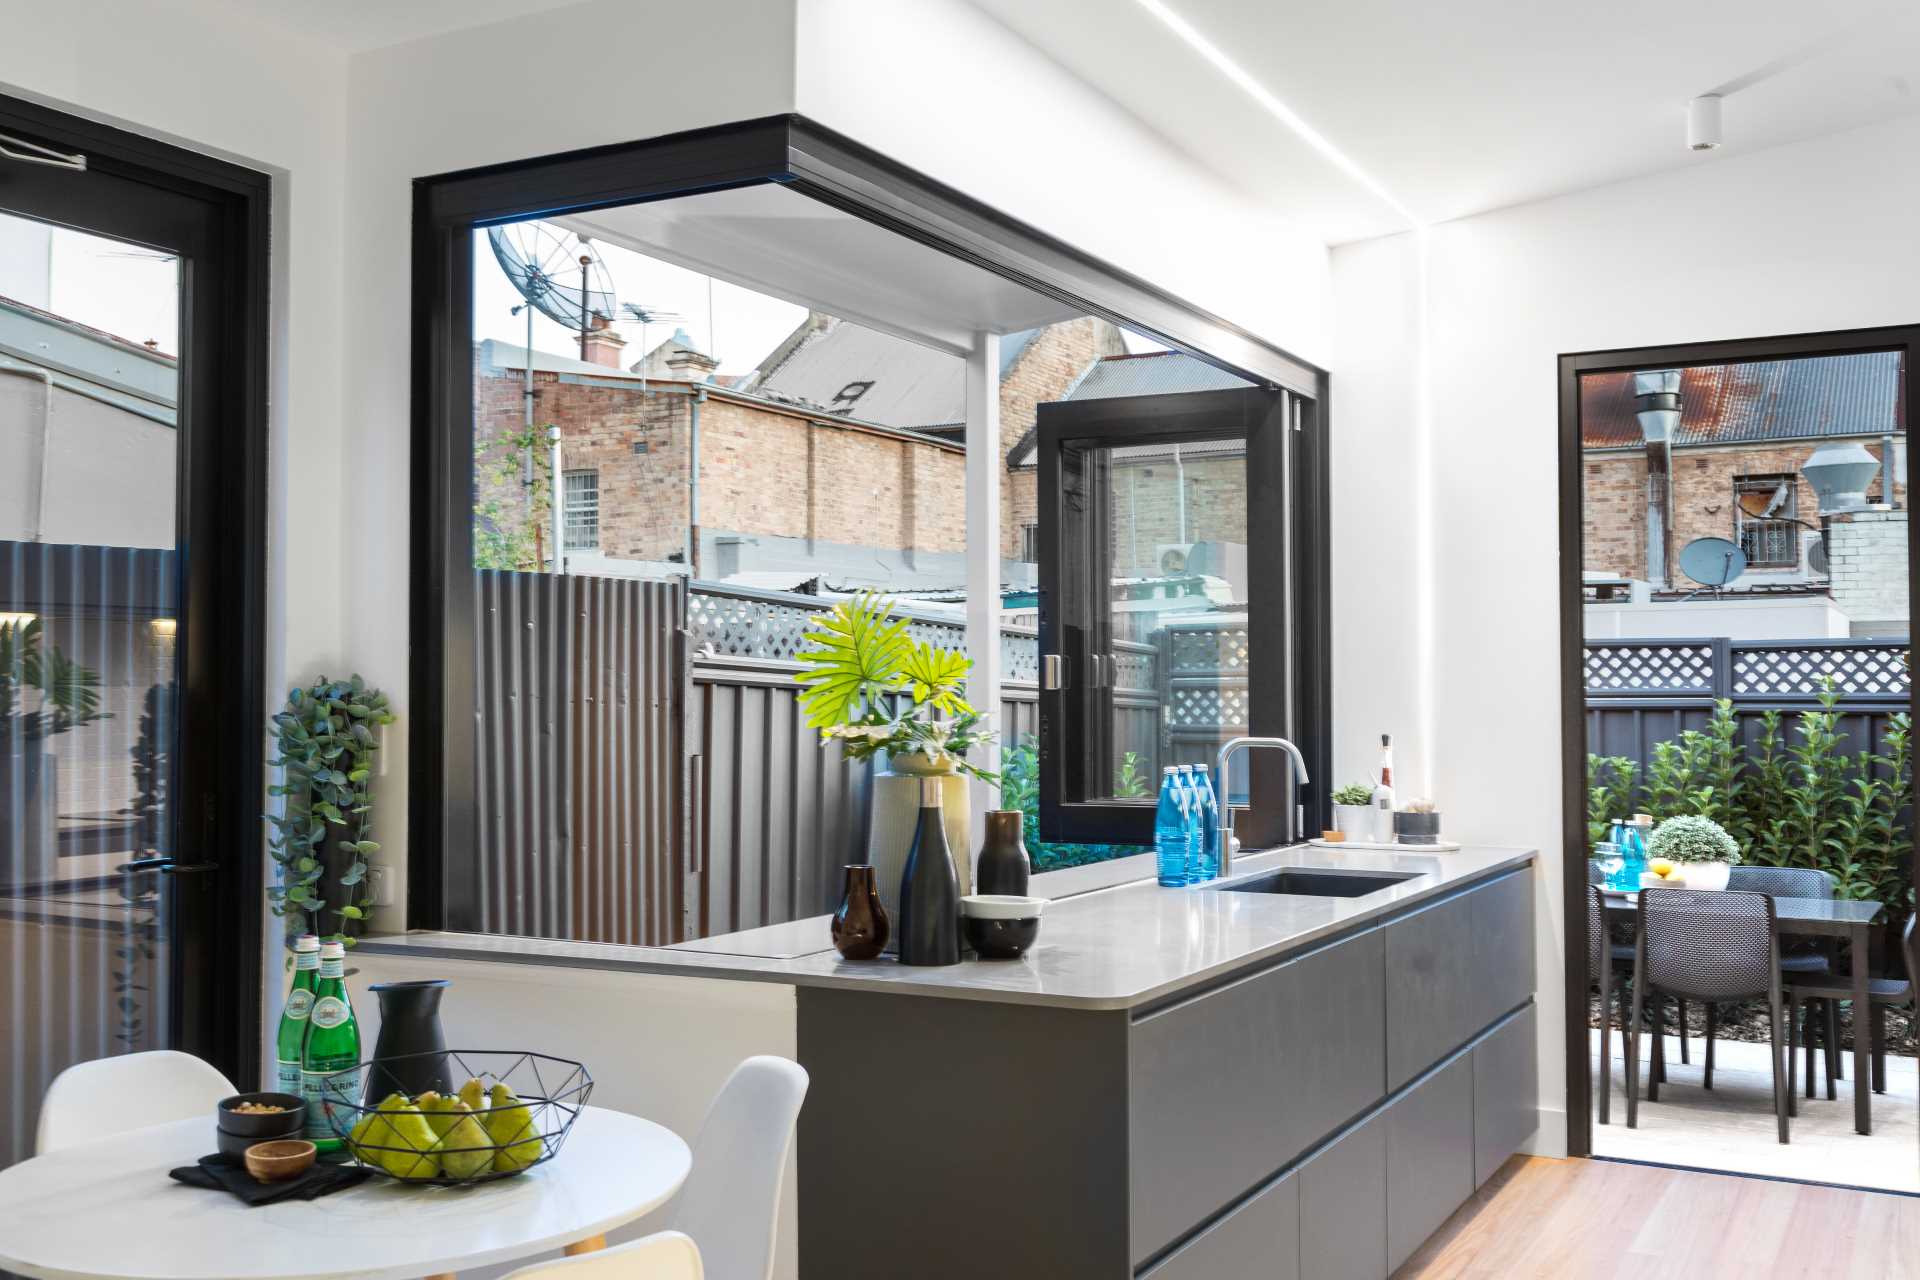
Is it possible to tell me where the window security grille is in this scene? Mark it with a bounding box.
[563,469,599,552]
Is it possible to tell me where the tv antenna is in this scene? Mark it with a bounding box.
[621,302,684,392]
[1677,536,1748,598]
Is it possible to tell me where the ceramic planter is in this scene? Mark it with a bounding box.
[1393,810,1443,845]
[1679,860,1731,891]
[1332,803,1375,841]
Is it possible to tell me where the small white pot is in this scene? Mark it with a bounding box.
[1332,804,1374,840]
[1679,861,1731,891]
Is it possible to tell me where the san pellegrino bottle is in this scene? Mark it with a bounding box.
[1177,766,1204,884]
[301,939,360,1149]
[273,934,320,1096]
[1190,764,1221,883]
[1155,767,1191,887]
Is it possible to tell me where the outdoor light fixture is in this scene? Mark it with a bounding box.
[1688,94,1723,151]
[1802,441,1881,515]
[1633,369,1682,442]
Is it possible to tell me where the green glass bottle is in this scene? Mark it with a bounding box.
[301,939,360,1150]
[273,934,320,1096]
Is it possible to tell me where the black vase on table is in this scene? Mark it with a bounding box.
[831,864,890,960]
[975,809,1031,897]
[365,979,450,1103]
[897,778,960,966]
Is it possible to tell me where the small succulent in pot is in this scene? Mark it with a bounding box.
[1393,798,1442,845]
[1645,815,1741,865]
[1330,782,1376,838]
[1331,783,1374,807]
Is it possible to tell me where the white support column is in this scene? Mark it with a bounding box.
[965,331,1002,833]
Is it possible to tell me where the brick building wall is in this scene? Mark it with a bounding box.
[1108,455,1247,578]
[475,368,966,571]
[1583,440,1904,580]
[1000,318,1129,559]
[1828,510,1910,632]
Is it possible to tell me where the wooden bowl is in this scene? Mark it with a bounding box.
[243,1139,317,1183]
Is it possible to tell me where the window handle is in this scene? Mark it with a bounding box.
[0,133,86,171]
[1042,654,1067,690]
[119,857,216,875]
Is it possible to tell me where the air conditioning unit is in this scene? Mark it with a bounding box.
[1157,543,1195,574]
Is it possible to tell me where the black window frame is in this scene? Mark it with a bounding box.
[1036,385,1327,847]
[410,113,1330,927]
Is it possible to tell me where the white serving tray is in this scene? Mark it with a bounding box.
[1308,837,1463,853]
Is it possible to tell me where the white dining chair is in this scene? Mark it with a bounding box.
[37,1049,237,1154]
[671,1055,809,1280]
[501,1231,702,1280]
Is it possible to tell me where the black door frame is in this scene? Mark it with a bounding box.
[410,113,1330,926]
[1557,323,1920,1157]
[0,93,271,1086]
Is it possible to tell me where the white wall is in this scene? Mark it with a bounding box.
[1332,111,1920,1158]
[338,0,801,928]
[794,0,1331,369]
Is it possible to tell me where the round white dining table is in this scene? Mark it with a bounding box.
[0,1105,690,1280]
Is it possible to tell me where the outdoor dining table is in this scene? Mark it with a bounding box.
[0,1105,690,1280]
[1601,890,1884,1135]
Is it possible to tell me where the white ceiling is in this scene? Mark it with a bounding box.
[215,0,582,52]
[560,184,1081,355]
[969,0,1920,242]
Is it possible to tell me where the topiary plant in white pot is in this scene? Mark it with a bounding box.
[1646,814,1742,890]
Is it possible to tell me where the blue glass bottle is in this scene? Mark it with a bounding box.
[1155,767,1190,887]
[1192,764,1221,882]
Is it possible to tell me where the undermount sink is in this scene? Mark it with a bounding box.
[1207,868,1421,898]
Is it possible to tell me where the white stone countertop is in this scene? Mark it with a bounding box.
[357,844,1536,1011]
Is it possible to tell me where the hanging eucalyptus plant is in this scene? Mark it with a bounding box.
[266,675,394,946]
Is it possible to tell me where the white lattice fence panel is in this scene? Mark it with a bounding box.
[1731,645,1910,697]
[1584,643,1716,694]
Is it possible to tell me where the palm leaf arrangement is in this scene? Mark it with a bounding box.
[793,591,997,784]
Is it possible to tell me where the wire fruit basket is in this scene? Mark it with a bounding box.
[319,1049,592,1186]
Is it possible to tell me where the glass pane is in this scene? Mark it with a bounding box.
[1074,436,1250,803]
[0,210,181,1168]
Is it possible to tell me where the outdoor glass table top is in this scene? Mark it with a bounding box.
[1600,891,1881,934]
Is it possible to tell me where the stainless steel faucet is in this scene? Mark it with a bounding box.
[1213,736,1311,879]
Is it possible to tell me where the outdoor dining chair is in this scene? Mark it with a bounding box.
[1785,913,1916,1110]
[1589,882,1636,1123]
[1690,865,1840,1090]
[1628,887,1790,1144]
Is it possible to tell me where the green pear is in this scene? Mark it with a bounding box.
[457,1077,487,1114]
[378,1098,441,1180]
[347,1092,408,1167]
[484,1082,542,1173]
[432,1101,494,1181]
[416,1091,462,1140]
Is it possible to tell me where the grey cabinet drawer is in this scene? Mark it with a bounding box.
[1471,869,1535,1031]
[1386,870,1533,1089]
[1473,1005,1538,1185]
[1299,1110,1387,1280]
[1142,1169,1299,1280]
[1129,927,1386,1264]
[1385,1054,1474,1274]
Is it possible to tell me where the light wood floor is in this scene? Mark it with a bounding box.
[1396,1156,1920,1279]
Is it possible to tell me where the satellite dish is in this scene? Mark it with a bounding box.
[1808,537,1829,575]
[1678,536,1748,589]
[488,223,618,332]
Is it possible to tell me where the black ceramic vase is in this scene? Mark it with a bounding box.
[366,979,450,1102]
[975,810,1031,896]
[831,865,890,960]
[897,778,960,966]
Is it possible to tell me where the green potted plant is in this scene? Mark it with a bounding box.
[0,617,108,891]
[1645,813,1741,890]
[1329,782,1376,840]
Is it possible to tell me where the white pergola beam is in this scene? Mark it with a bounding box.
[965,330,1002,833]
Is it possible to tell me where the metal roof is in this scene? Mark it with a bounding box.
[1581,352,1903,450]
[1063,349,1254,401]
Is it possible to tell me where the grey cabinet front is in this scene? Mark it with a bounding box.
[1385,1054,1474,1274]
[1385,870,1533,1090]
[1473,1005,1539,1185]
[1142,1168,1300,1280]
[1299,1110,1388,1280]
[1129,927,1386,1264]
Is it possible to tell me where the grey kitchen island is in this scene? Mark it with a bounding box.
[360,844,1537,1279]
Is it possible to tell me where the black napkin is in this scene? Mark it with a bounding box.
[170,1153,373,1206]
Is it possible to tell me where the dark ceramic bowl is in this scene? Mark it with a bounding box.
[960,894,1046,959]
[217,1092,307,1143]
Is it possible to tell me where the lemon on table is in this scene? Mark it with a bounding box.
[1648,858,1674,878]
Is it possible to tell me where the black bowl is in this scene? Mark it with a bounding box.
[963,914,1041,959]
[217,1092,307,1142]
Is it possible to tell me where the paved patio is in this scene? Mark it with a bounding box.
[1591,1028,1920,1192]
